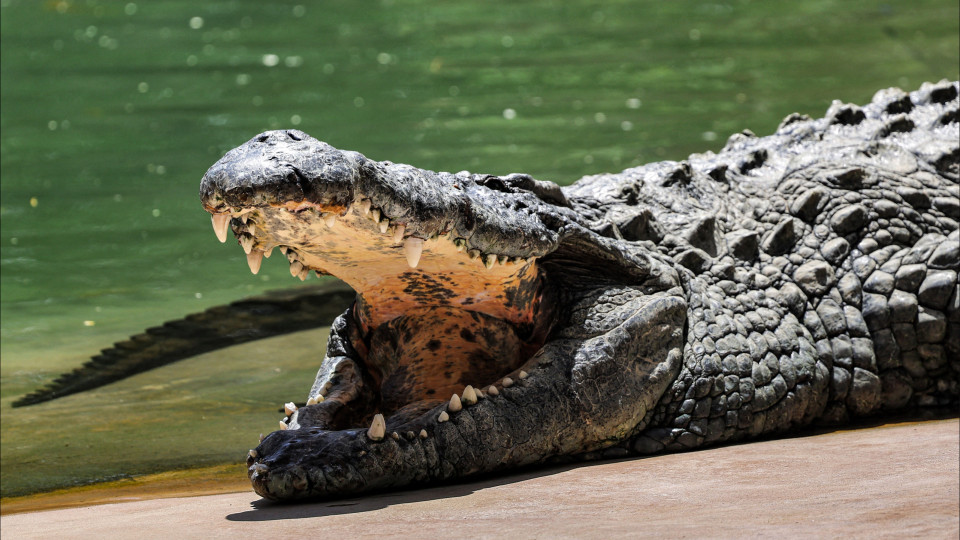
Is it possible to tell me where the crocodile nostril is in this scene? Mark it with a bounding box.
[257,134,270,143]
[287,130,303,141]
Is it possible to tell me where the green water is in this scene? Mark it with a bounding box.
[1,0,957,497]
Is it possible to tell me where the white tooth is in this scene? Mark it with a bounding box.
[406,431,415,439]
[379,219,390,234]
[359,199,372,216]
[240,235,254,254]
[259,433,264,442]
[315,394,325,403]
[306,396,317,406]
[371,208,381,222]
[476,388,485,399]
[263,246,274,258]
[248,449,258,459]
[248,223,256,236]
[279,246,288,255]
[502,377,514,388]
[393,224,405,243]
[290,261,303,277]
[404,237,424,268]
[212,214,230,243]
[391,432,400,440]
[498,255,508,266]
[462,385,477,406]
[279,420,287,430]
[448,393,462,412]
[252,463,269,475]
[284,402,298,416]
[323,213,336,228]
[246,250,263,274]
[367,413,386,441]
[483,254,496,269]
[519,370,528,379]
[298,268,310,281]
[486,386,499,396]
[438,411,449,423]
[467,249,480,260]
[241,214,248,224]
[419,429,428,439]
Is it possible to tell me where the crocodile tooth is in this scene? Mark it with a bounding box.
[248,449,258,459]
[289,260,303,277]
[476,388,485,399]
[405,237,424,268]
[367,413,386,441]
[358,198,372,216]
[248,223,256,236]
[263,246,273,258]
[241,214,248,224]
[502,377,514,388]
[448,393,462,412]
[393,224,405,243]
[519,370,528,379]
[279,420,288,430]
[306,396,317,406]
[322,213,336,228]
[461,385,478,406]
[406,431,416,439]
[486,385,499,396]
[391,432,400,440]
[419,429,428,438]
[252,463,269,475]
[259,433,264,442]
[371,208,381,222]
[284,402,298,416]
[438,411,449,423]
[210,214,230,244]
[498,255,509,266]
[483,254,496,269]
[239,235,254,254]
[379,219,390,234]
[246,250,263,274]
[454,238,466,252]
[467,249,480,260]
[298,268,310,281]
[279,246,288,255]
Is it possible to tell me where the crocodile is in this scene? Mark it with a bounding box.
[193,79,960,501]
[16,81,960,500]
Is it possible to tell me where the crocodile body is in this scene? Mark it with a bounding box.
[19,81,960,501]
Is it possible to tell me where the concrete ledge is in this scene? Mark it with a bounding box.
[2,419,957,539]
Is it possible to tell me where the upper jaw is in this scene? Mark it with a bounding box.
[200,129,563,261]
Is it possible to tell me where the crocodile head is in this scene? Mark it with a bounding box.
[201,130,686,500]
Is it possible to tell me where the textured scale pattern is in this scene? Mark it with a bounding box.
[562,80,959,454]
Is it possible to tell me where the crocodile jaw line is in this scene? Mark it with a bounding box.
[209,198,543,331]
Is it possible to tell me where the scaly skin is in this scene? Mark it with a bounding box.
[18,81,959,500]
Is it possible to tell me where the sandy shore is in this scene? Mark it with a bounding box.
[2,419,957,539]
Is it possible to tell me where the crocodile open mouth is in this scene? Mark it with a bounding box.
[200,130,572,497]
[205,196,556,429]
